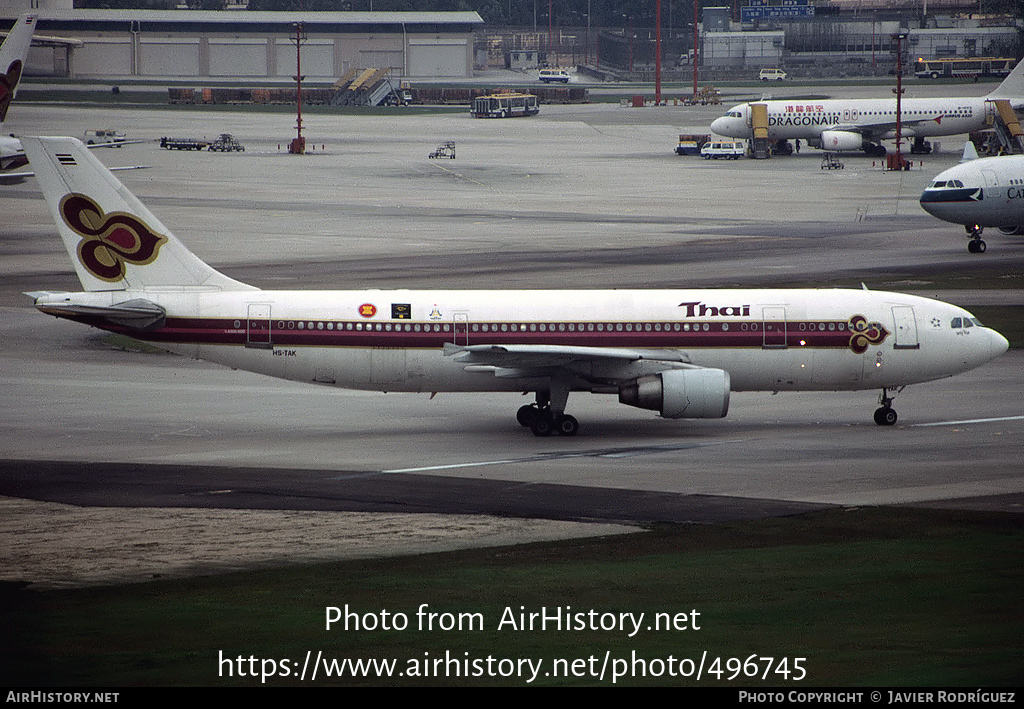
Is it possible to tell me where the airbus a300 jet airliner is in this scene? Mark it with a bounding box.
[22,137,1008,435]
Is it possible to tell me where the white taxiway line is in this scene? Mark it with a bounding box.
[913,415,1024,427]
[380,440,745,475]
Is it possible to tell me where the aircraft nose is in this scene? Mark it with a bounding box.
[710,116,727,134]
[991,329,1010,358]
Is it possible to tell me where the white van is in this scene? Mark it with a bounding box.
[538,69,570,83]
[759,68,787,81]
[700,140,746,159]
[83,129,127,146]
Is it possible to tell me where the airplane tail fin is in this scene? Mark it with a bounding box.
[960,140,979,163]
[987,58,1024,100]
[0,13,37,123]
[21,136,256,293]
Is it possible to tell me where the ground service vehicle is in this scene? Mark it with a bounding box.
[83,129,126,146]
[914,57,1014,80]
[701,140,746,159]
[539,69,570,83]
[208,134,245,152]
[676,134,710,155]
[159,137,210,151]
[471,93,539,118]
[759,68,787,81]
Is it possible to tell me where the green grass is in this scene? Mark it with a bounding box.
[3,507,1021,686]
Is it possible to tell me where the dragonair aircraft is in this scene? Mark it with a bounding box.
[710,58,1024,156]
[0,13,37,172]
[23,137,1008,434]
[920,142,1024,253]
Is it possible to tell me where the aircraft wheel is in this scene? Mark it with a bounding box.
[516,405,537,427]
[530,414,554,437]
[968,239,987,254]
[554,414,579,436]
[873,407,898,426]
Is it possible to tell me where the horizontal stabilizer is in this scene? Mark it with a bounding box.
[29,294,166,330]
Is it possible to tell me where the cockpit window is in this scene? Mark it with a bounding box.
[951,317,981,328]
[932,181,947,188]
[971,317,983,327]
[953,180,964,188]
[951,317,962,328]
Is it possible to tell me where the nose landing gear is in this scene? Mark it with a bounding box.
[967,225,987,254]
[873,387,904,426]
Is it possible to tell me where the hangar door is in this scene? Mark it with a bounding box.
[408,40,467,77]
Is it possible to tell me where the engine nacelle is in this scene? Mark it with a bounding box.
[618,368,730,419]
[998,225,1024,235]
[820,130,864,152]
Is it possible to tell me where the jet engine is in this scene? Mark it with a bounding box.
[998,226,1024,235]
[618,368,730,419]
[820,130,864,152]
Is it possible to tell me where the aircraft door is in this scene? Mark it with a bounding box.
[982,169,998,187]
[762,306,787,348]
[453,312,469,346]
[891,306,920,350]
[246,303,272,349]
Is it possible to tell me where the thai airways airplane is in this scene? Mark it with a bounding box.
[22,137,1008,434]
[920,143,1024,253]
[710,58,1024,156]
[0,13,37,172]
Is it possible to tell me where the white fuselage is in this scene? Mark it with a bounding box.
[35,287,1007,397]
[920,154,1024,230]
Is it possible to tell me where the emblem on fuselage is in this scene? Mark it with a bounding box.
[59,193,168,283]
[358,303,377,317]
[848,315,890,353]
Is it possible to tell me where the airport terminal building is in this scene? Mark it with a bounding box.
[4,9,483,80]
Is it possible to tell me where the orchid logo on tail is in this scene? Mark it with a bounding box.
[60,193,169,283]
[0,60,23,123]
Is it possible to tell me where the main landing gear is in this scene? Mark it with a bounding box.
[873,387,904,426]
[966,224,987,254]
[517,404,579,436]
[517,384,579,436]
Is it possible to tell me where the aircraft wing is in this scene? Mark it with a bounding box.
[830,116,942,139]
[443,342,695,382]
[1,164,150,181]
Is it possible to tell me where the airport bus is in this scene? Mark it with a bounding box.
[471,93,539,118]
[914,57,1015,80]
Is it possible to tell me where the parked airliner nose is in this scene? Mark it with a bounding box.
[991,329,1010,358]
[710,117,729,134]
